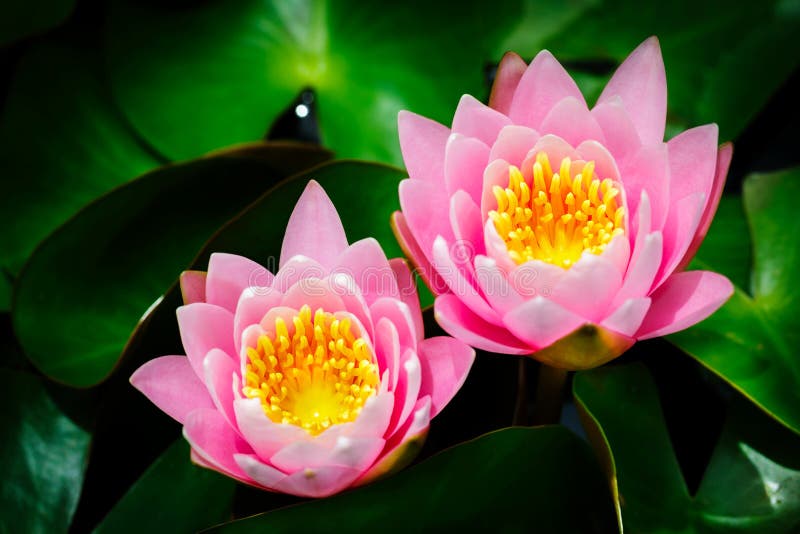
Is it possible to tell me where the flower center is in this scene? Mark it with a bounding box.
[242,305,380,435]
[488,152,625,268]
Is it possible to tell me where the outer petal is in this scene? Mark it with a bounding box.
[279,180,348,270]
[417,336,475,417]
[637,271,734,339]
[434,294,531,354]
[489,125,540,167]
[667,124,719,202]
[654,192,706,289]
[474,255,523,314]
[391,211,449,296]
[539,96,605,147]
[452,94,512,147]
[597,36,666,145]
[130,355,215,424]
[385,350,422,437]
[269,436,385,473]
[183,408,253,481]
[389,258,424,341]
[503,296,586,349]
[179,271,206,305]
[332,238,397,304]
[615,231,663,305]
[509,50,585,129]
[398,178,455,265]
[177,303,236,380]
[618,143,670,231]
[591,98,641,161]
[398,110,449,185]
[489,51,527,115]
[370,297,418,350]
[450,190,485,258]
[206,253,272,313]
[445,134,491,205]
[601,297,651,337]
[204,348,239,431]
[271,464,362,498]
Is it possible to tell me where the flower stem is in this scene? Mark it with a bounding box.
[512,357,528,426]
[531,363,568,425]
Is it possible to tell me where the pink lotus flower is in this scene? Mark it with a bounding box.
[131,181,474,497]
[393,37,734,369]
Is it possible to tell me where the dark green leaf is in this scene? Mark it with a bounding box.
[0,0,75,45]
[0,369,91,533]
[208,427,615,533]
[95,439,236,534]
[12,144,331,387]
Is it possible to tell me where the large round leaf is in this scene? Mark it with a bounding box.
[0,41,162,310]
[104,0,518,164]
[574,363,800,533]
[669,168,800,434]
[0,368,91,533]
[12,144,331,387]
[208,426,615,532]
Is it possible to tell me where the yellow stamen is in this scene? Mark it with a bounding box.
[242,305,380,435]
[488,152,625,268]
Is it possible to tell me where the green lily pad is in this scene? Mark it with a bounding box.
[0,0,75,46]
[0,368,91,533]
[12,144,331,388]
[208,427,615,532]
[104,0,518,165]
[669,168,800,435]
[0,41,162,311]
[574,363,800,533]
[95,439,236,534]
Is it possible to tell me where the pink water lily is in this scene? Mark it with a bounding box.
[131,181,474,497]
[393,37,734,369]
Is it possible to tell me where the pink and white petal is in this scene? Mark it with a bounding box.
[333,238,397,304]
[474,255,523,314]
[130,356,215,424]
[388,258,424,341]
[435,294,531,354]
[653,192,706,289]
[375,318,402,391]
[399,178,456,260]
[483,219,518,273]
[234,454,287,489]
[391,211,449,296]
[549,254,623,322]
[591,97,641,161]
[614,231,663,305]
[233,286,283,355]
[626,190,652,269]
[575,140,623,187]
[206,253,272,313]
[597,37,666,145]
[602,234,632,277]
[279,180,349,270]
[509,50,585,129]
[452,94,513,147]
[177,303,236,380]
[667,124,719,202]
[203,348,240,431]
[180,271,206,305]
[678,142,733,270]
[370,298,417,350]
[619,143,670,231]
[489,51,527,115]
[481,159,512,220]
[509,259,566,299]
[272,464,362,498]
[417,336,475,418]
[601,297,651,337]
[539,97,606,147]
[318,391,394,441]
[450,190,486,256]
[637,271,733,339]
[280,277,346,313]
[398,110,449,185]
[327,272,374,337]
[273,256,326,292]
[489,125,541,167]
[386,350,422,437]
[183,408,253,480]
[270,436,385,474]
[503,296,586,349]
[529,134,581,166]
[233,398,310,459]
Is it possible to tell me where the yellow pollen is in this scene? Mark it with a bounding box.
[488,152,625,268]
[241,305,380,435]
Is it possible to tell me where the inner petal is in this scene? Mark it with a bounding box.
[242,305,380,436]
[488,151,626,269]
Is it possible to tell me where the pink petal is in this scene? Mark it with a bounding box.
[279,180,349,270]
[615,231,663,305]
[389,258,424,341]
[391,211,449,296]
[509,259,566,299]
[678,142,733,270]
[489,125,540,167]
[530,134,581,165]
[591,97,641,161]
[177,303,236,380]
[549,254,623,322]
[450,190,485,257]
[502,296,586,349]
[509,50,585,129]
[327,273,374,338]
[489,51,527,115]
[370,298,418,350]
[273,256,326,292]
[619,143,670,231]
[183,408,253,481]
[654,192,706,289]
[602,234,632,277]
[398,110,449,185]
[601,297,651,336]
[667,124,719,201]
[474,255,523,314]
[637,271,733,339]
[452,94,513,146]
[130,355,215,424]
[280,276,346,313]
[539,97,606,147]
[234,454,287,489]
[398,178,455,270]
[203,348,240,431]
[445,134,491,205]
[434,294,531,354]
[386,350,422,437]
[271,464,362,498]
[319,391,394,441]
[179,271,206,305]
[233,398,310,459]
[270,436,385,473]
[483,219,518,273]
[481,158,512,221]
[417,336,475,418]
[332,238,397,304]
[575,140,622,189]
[206,253,272,313]
[597,36,667,145]
[375,318,402,391]
[233,286,283,355]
